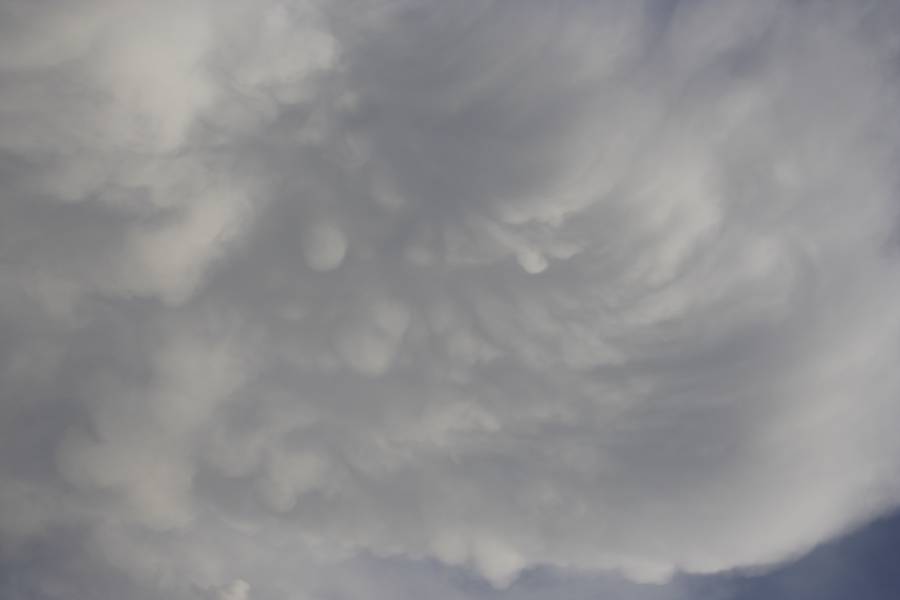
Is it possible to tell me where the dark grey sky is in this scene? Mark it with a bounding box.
[2,1,900,599]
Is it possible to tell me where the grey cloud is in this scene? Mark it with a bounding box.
[2,0,900,598]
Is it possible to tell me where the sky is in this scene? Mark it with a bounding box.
[1,0,900,599]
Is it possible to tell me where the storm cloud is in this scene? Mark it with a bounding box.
[2,1,900,599]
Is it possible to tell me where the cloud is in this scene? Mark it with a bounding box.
[2,0,900,598]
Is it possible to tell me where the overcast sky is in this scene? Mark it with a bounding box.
[2,1,900,599]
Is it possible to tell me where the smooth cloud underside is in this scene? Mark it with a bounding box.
[2,0,900,598]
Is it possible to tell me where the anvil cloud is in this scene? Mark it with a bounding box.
[2,1,900,599]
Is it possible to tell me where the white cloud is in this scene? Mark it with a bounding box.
[302,221,348,272]
[2,1,900,598]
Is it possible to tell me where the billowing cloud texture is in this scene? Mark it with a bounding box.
[3,1,900,599]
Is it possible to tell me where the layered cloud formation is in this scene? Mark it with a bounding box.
[3,1,900,599]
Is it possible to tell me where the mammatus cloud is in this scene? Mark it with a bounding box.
[2,0,900,598]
